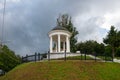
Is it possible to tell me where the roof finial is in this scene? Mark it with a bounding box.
[56,14,62,27]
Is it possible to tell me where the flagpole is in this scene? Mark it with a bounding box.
[1,0,6,46]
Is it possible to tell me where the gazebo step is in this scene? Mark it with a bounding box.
[47,53,80,59]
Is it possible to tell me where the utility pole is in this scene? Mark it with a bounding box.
[1,0,6,45]
[0,0,6,52]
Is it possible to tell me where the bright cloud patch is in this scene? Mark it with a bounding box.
[7,0,20,3]
[0,3,3,9]
[100,12,120,30]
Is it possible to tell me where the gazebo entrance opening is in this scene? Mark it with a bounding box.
[52,35,68,53]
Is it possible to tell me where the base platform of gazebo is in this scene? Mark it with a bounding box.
[47,53,80,59]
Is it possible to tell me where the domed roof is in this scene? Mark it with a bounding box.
[52,26,68,31]
[48,25,72,37]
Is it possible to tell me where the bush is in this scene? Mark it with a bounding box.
[0,45,21,72]
[104,46,112,57]
[116,47,120,57]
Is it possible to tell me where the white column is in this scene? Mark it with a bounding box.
[56,42,57,52]
[63,42,65,51]
[69,38,70,52]
[68,37,70,52]
[58,34,61,52]
[50,36,53,53]
[66,36,70,52]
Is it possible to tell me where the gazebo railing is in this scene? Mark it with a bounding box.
[22,53,47,63]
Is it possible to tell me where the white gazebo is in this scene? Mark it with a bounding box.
[48,26,71,53]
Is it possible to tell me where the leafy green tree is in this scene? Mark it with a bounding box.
[0,45,21,72]
[103,26,119,59]
[94,43,105,55]
[116,47,120,57]
[57,14,79,52]
[76,42,85,53]
[76,40,105,55]
[104,45,112,57]
[84,40,95,54]
[116,31,120,47]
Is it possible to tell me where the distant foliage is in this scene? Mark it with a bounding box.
[116,47,120,57]
[104,45,112,57]
[0,45,21,72]
[76,40,105,55]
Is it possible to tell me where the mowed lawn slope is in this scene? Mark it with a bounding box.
[0,61,120,80]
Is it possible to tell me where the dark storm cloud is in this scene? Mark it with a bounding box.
[0,0,120,55]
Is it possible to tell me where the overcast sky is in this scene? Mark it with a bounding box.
[0,0,120,56]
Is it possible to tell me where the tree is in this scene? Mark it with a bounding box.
[94,43,105,55]
[104,45,112,57]
[116,47,120,57]
[116,31,120,47]
[84,40,95,54]
[57,14,79,52]
[76,40,105,55]
[103,26,119,59]
[76,42,85,53]
[0,45,21,72]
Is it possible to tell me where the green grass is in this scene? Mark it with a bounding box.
[0,61,120,80]
[67,55,94,60]
[98,56,113,61]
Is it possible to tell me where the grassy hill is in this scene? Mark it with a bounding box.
[0,60,120,80]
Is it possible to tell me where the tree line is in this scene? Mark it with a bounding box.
[76,40,105,55]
